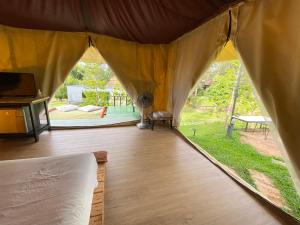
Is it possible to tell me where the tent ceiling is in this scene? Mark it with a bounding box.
[0,0,242,44]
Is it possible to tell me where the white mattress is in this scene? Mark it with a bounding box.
[0,153,98,225]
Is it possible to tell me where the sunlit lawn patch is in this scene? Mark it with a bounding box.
[179,117,300,219]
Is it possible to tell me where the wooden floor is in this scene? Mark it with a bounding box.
[0,126,298,225]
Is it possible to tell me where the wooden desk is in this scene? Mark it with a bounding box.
[0,96,51,142]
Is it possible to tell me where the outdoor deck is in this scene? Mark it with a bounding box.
[0,126,297,225]
[49,115,139,127]
[48,106,139,128]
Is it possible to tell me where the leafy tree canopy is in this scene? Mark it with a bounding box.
[188,61,260,115]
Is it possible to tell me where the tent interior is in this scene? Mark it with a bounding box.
[0,0,300,224]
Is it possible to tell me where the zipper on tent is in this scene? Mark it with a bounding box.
[225,9,232,46]
[88,36,94,47]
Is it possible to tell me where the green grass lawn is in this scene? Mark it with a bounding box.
[48,99,67,109]
[180,107,224,125]
[179,107,300,220]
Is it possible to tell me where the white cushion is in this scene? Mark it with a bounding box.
[78,105,102,112]
[56,104,78,112]
[153,111,173,119]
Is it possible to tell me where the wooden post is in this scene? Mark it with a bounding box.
[226,64,243,137]
[132,102,135,112]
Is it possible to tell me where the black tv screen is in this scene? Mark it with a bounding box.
[0,72,37,97]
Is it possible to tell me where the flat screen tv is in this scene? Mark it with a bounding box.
[0,72,37,98]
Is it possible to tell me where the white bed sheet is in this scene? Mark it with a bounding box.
[0,153,98,225]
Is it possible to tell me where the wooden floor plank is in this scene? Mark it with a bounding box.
[0,126,298,225]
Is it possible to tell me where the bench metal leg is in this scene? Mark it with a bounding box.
[152,120,155,130]
[29,105,39,142]
[43,101,51,131]
[245,122,248,131]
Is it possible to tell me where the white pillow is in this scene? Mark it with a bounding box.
[152,111,173,119]
[78,105,102,112]
[56,104,78,112]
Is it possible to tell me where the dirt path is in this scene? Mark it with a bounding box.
[249,169,286,208]
[236,131,287,210]
[240,131,283,158]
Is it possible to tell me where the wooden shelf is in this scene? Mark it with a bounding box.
[0,96,51,142]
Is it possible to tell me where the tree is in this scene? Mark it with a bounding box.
[70,63,85,80]
[204,67,237,110]
[99,64,114,83]
[54,85,67,100]
[54,62,116,104]
[187,61,260,115]
[81,63,108,105]
[54,76,80,100]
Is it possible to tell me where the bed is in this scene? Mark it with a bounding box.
[0,153,99,225]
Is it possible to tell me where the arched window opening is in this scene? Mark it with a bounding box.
[47,47,139,127]
[179,60,300,220]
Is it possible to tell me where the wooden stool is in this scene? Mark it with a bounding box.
[148,111,173,130]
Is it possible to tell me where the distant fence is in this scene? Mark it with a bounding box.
[107,95,135,112]
[196,105,217,110]
[62,91,136,112]
[192,105,217,112]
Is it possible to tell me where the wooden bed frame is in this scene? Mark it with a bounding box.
[90,151,107,225]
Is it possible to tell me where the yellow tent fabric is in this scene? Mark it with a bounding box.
[0,16,233,117]
[80,46,107,65]
[80,39,237,64]
[0,25,88,98]
[92,12,232,119]
[216,41,238,62]
[93,35,173,113]
[169,12,230,124]
[232,0,300,194]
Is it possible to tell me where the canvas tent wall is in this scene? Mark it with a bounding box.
[0,0,299,197]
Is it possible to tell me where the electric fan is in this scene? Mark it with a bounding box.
[136,92,154,129]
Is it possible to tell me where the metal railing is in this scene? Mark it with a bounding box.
[107,95,135,112]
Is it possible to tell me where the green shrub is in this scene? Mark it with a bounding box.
[54,75,81,101]
[205,72,236,111]
[83,90,110,106]
[55,85,67,100]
